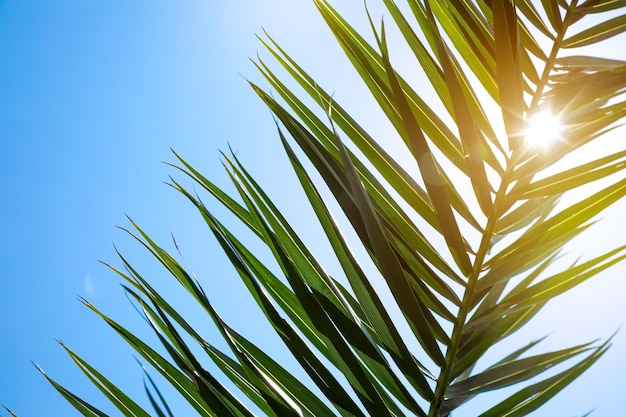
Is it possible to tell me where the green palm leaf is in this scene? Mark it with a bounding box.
[40,1,625,416]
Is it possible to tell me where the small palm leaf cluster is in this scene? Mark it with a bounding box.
[41,0,626,416]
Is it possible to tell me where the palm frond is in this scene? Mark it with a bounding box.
[42,1,626,416]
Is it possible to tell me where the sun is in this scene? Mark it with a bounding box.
[524,112,562,148]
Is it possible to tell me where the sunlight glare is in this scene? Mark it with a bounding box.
[524,112,562,148]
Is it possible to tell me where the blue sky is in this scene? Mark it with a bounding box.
[1,1,625,416]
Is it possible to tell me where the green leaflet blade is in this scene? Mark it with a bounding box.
[479,223,593,295]
[227,326,342,417]
[516,0,554,39]
[452,303,545,381]
[564,15,626,48]
[514,150,626,199]
[494,0,525,150]
[486,178,626,277]
[376,18,473,276]
[169,151,259,238]
[425,0,499,100]
[330,112,446,367]
[540,0,563,32]
[502,246,626,311]
[117,222,284,416]
[554,55,626,71]
[468,251,559,337]
[140,364,175,417]
[312,0,471,173]
[494,195,560,236]
[280,130,433,403]
[421,0,493,215]
[574,0,626,15]
[204,208,374,417]
[37,365,108,417]
[84,291,245,417]
[58,343,151,417]
[447,343,593,397]
[250,84,462,282]
[383,0,508,158]
[227,161,399,416]
[478,340,611,417]
[442,342,591,414]
[255,37,444,230]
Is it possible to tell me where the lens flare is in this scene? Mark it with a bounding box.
[524,112,562,148]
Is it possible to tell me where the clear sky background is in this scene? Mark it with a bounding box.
[1,1,625,416]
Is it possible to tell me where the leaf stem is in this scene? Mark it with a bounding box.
[428,161,515,416]
[429,2,579,415]
[528,0,578,114]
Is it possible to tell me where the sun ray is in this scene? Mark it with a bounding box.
[524,112,563,148]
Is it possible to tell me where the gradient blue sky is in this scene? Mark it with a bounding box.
[1,2,625,416]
